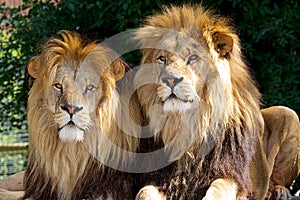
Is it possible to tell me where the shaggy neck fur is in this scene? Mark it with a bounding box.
[26,89,92,199]
[86,88,140,169]
[25,79,139,200]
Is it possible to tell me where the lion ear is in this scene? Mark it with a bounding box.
[110,59,126,81]
[27,57,40,78]
[212,32,233,57]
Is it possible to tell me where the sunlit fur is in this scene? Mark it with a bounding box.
[24,31,139,200]
[134,5,266,199]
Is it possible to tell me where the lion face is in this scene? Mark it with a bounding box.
[50,62,100,142]
[135,29,232,116]
[27,31,125,143]
[153,32,214,114]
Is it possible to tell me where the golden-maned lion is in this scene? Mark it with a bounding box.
[21,30,139,200]
[133,5,300,200]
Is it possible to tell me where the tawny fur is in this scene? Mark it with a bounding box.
[133,5,300,200]
[261,106,300,199]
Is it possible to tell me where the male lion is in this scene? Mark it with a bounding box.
[19,30,139,200]
[133,5,300,200]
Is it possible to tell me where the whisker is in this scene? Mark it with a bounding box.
[195,94,203,103]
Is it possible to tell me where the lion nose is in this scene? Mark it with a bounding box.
[162,77,183,89]
[61,103,83,117]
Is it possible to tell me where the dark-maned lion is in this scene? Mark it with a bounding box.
[133,5,300,200]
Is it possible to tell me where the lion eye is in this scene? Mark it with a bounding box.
[188,54,199,64]
[86,85,96,92]
[157,55,167,64]
[53,83,63,91]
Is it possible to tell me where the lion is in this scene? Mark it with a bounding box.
[18,30,140,200]
[132,5,300,200]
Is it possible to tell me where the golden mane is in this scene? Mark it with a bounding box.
[24,31,139,200]
[135,5,262,129]
[134,5,264,198]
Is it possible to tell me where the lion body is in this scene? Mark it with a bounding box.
[133,5,300,200]
[23,31,139,200]
[261,106,300,199]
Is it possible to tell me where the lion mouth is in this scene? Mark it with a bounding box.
[161,93,195,113]
[58,121,85,142]
[58,121,85,132]
[164,93,193,103]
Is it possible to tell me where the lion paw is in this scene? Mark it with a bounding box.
[135,185,166,200]
[0,189,24,200]
[273,185,291,200]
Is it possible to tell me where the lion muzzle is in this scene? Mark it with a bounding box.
[60,103,83,118]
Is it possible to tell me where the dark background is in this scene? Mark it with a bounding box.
[0,0,299,193]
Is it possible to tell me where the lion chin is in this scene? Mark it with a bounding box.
[162,98,192,113]
[58,122,84,142]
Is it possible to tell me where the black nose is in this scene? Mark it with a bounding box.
[162,77,183,89]
[61,103,83,117]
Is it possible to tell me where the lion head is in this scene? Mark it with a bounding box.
[27,31,126,143]
[134,5,264,194]
[24,31,139,199]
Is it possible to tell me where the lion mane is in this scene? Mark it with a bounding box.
[133,5,267,199]
[24,31,139,200]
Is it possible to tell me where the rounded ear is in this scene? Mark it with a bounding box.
[27,56,39,78]
[110,58,126,81]
[212,32,233,57]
